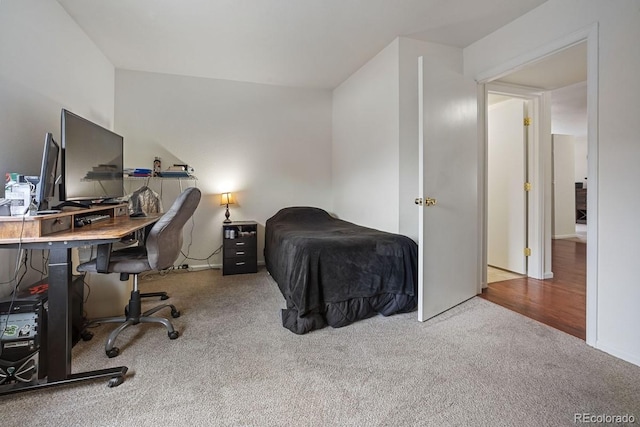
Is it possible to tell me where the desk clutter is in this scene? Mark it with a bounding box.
[124,160,195,178]
[0,203,129,242]
[3,173,34,216]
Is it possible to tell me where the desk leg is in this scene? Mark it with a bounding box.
[47,247,73,381]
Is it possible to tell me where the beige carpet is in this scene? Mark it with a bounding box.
[1,268,639,426]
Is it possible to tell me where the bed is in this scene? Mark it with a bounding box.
[265,207,418,334]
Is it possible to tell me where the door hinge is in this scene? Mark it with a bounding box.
[524,117,531,126]
[524,182,532,192]
[524,247,532,257]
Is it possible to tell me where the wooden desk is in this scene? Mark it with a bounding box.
[0,205,160,395]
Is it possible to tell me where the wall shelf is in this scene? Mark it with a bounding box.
[125,175,197,181]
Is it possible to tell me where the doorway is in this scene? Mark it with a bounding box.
[480,40,590,339]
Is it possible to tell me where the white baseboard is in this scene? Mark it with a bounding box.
[177,260,265,272]
[553,234,578,239]
[595,341,640,368]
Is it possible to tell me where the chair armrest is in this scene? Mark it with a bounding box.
[96,243,113,273]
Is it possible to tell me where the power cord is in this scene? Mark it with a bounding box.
[179,244,223,270]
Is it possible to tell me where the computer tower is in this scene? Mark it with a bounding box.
[16,275,85,345]
[0,296,47,385]
[0,275,84,386]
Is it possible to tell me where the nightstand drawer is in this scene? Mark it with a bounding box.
[223,236,255,250]
[225,247,254,258]
[223,257,257,275]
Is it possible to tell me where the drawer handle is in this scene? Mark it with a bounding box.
[235,242,245,246]
[235,262,246,266]
[236,251,245,255]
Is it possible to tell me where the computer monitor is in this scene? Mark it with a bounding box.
[34,133,60,212]
[60,109,124,206]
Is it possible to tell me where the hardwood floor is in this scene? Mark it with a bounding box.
[480,239,586,339]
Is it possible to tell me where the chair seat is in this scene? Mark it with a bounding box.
[77,246,151,274]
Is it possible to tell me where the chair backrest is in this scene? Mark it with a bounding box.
[145,187,201,271]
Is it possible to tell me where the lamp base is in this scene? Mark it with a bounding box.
[224,206,231,223]
[223,219,231,223]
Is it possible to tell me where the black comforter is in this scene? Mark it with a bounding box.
[265,207,418,334]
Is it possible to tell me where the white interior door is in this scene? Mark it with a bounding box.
[417,56,479,321]
[487,97,527,274]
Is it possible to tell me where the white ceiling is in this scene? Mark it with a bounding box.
[56,0,547,89]
[492,42,588,136]
[496,42,587,90]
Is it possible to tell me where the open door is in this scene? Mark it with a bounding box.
[487,97,527,275]
[417,55,479,321]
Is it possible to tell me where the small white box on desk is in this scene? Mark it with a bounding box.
[4,182,32,215]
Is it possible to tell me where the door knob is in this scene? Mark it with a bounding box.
[415,197,437,206]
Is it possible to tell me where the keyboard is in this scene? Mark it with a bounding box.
[81,214,111,224]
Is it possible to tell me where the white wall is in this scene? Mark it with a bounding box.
[552,134,576,238]
[0,0,114,296]
[115,70,333,267]
[465,0,640,366]
[333,37,454,240]
[332,39,400,233]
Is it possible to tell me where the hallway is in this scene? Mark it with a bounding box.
[481,239,586,339]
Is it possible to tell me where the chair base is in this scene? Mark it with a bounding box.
[85,291,180,358]
[141,291,169,300]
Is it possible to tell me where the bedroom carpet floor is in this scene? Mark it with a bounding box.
[1,268,638,426]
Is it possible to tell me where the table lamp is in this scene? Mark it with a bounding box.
[220,192,235,223]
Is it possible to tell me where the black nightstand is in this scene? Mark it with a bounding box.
[222,221,258,275]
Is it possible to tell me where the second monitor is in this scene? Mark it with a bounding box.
[59,109,124,206]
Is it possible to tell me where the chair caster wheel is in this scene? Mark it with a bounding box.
[81,331,94,341]
[160,295,169,300]
[108,376,124,388]
[168,331,179,340]
[171,310,181,318]
[106,347,120,358]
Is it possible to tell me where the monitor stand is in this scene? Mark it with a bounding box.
[94,198,121,205]
[53,201,91,209]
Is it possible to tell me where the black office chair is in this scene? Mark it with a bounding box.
[77,187,201,358]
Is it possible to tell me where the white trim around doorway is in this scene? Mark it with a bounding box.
[474,23,599,347]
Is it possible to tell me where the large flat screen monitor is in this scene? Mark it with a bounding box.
[60,109,124,205]
[34,132,60,212]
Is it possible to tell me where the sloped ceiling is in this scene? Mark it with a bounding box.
[56,0,547,89]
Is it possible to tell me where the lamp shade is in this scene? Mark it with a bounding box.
[220,192,235,206]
